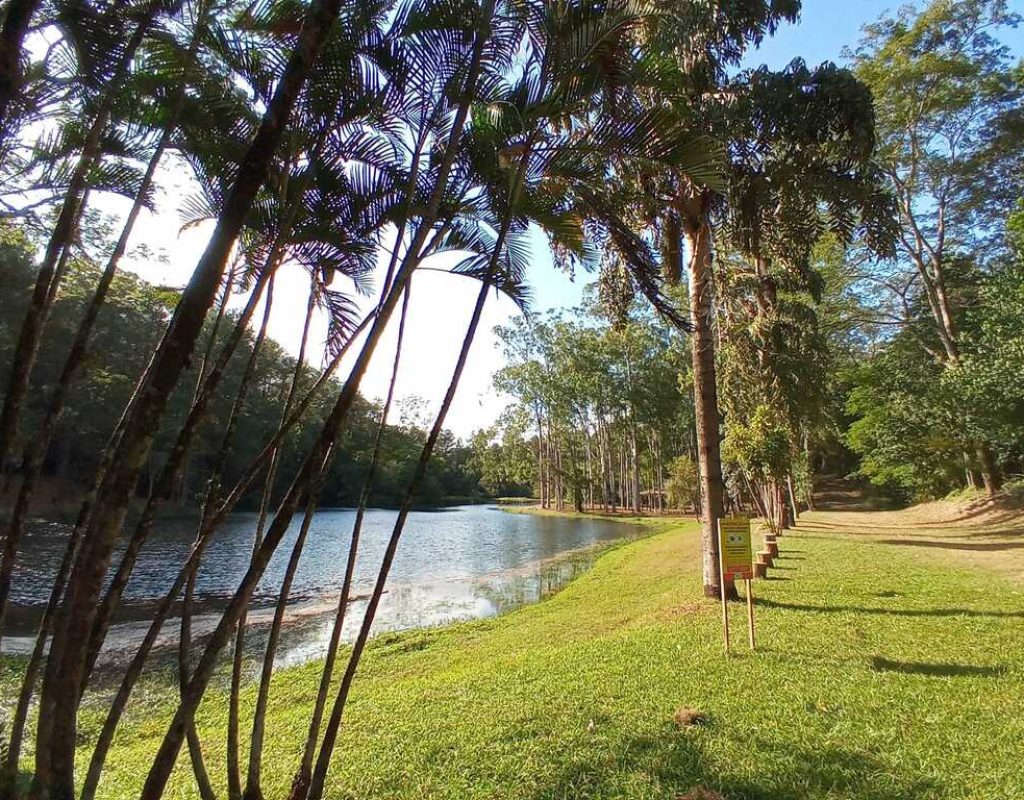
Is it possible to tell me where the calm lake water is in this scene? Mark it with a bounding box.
[7,505,645,667]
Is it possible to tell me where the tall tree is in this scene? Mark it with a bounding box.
[849,0,1024,493]
[29,0,382,795]
[622,0,803,597]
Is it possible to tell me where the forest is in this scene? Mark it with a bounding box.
[0,0,1021,799]
[0,240,487,511]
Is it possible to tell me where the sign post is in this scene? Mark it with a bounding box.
[717,516,755,652]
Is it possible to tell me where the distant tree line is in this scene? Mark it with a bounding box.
[0,233,486,510]
[481,301,694,514]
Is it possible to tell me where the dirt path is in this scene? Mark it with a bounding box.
[796,490,1024,587]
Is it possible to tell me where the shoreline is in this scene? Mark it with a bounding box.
[501,503,698,527]
[2,513,658,679]
[4,508,1024,798]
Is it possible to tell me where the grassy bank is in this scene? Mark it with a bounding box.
[8,507,1024,799]
[502,504,695,530]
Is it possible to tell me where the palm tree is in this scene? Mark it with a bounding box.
[0,0,168,482]
[0,0,46,146]
[28,0,388,795]
[0,0,224,652]
[592,1,806,598]
[298,1,722,795]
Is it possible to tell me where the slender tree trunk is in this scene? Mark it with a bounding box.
[223,277,279,800]
[0,9,155,478]
[31,1,349,793]
[176,528,218,800]
[243,454,329,800]
[0,0,40,143]
[305,270,495,800]
[976,442,1002,497]
[80,510,222,800]
[284,282,410,800]
[0,20,205,642]
[77,320,365,800]
[629,417,640,515]
[132,8,495,794]
[235,275,318,800]
[81,263,270,685]
[678,197,733,600]
[0,497,87,800]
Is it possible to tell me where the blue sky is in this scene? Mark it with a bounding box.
[125,0,1024,438]
[523,0,1024,318]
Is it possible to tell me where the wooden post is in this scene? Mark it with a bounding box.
[745,578,755,650]
[718,519,730,652]
[720,569,730,652]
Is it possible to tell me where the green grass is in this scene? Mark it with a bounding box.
[503,505,694,530]
[9,512,1024,799]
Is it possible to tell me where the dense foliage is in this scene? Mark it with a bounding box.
[488,297,695,513]
[0,229,486,509]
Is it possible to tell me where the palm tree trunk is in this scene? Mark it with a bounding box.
[133,8,497,794]
[284,285,411,800]
[224,276,281,800]
[77,318,365,800]
[0,9,156,478]
[0,0,40,143]
[244,460,328,800]
[305,270,494,800]
[302,85,551,793]
[80,263,272,686]
[0,17,206,643]
[176,530,218,800]
[0,495,88,800]
[680,197,734,600]
[231,274,318,800]
[79,510,223,800]
[30,0,350,791]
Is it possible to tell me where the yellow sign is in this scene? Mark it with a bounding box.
[718,517,752,580]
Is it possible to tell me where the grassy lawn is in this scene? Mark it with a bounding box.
[9,505,1024,799]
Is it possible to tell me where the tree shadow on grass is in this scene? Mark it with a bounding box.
[871,656,1007,677]
[522,726,940,799]
[876,538,1024,551]
[754,598,1024,619]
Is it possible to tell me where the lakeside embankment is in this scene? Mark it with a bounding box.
[1,506,652,673]
[4,502,1024,799]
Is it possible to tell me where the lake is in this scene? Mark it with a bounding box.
[6,505,646,667]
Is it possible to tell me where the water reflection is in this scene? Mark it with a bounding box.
[6,506,644,667]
